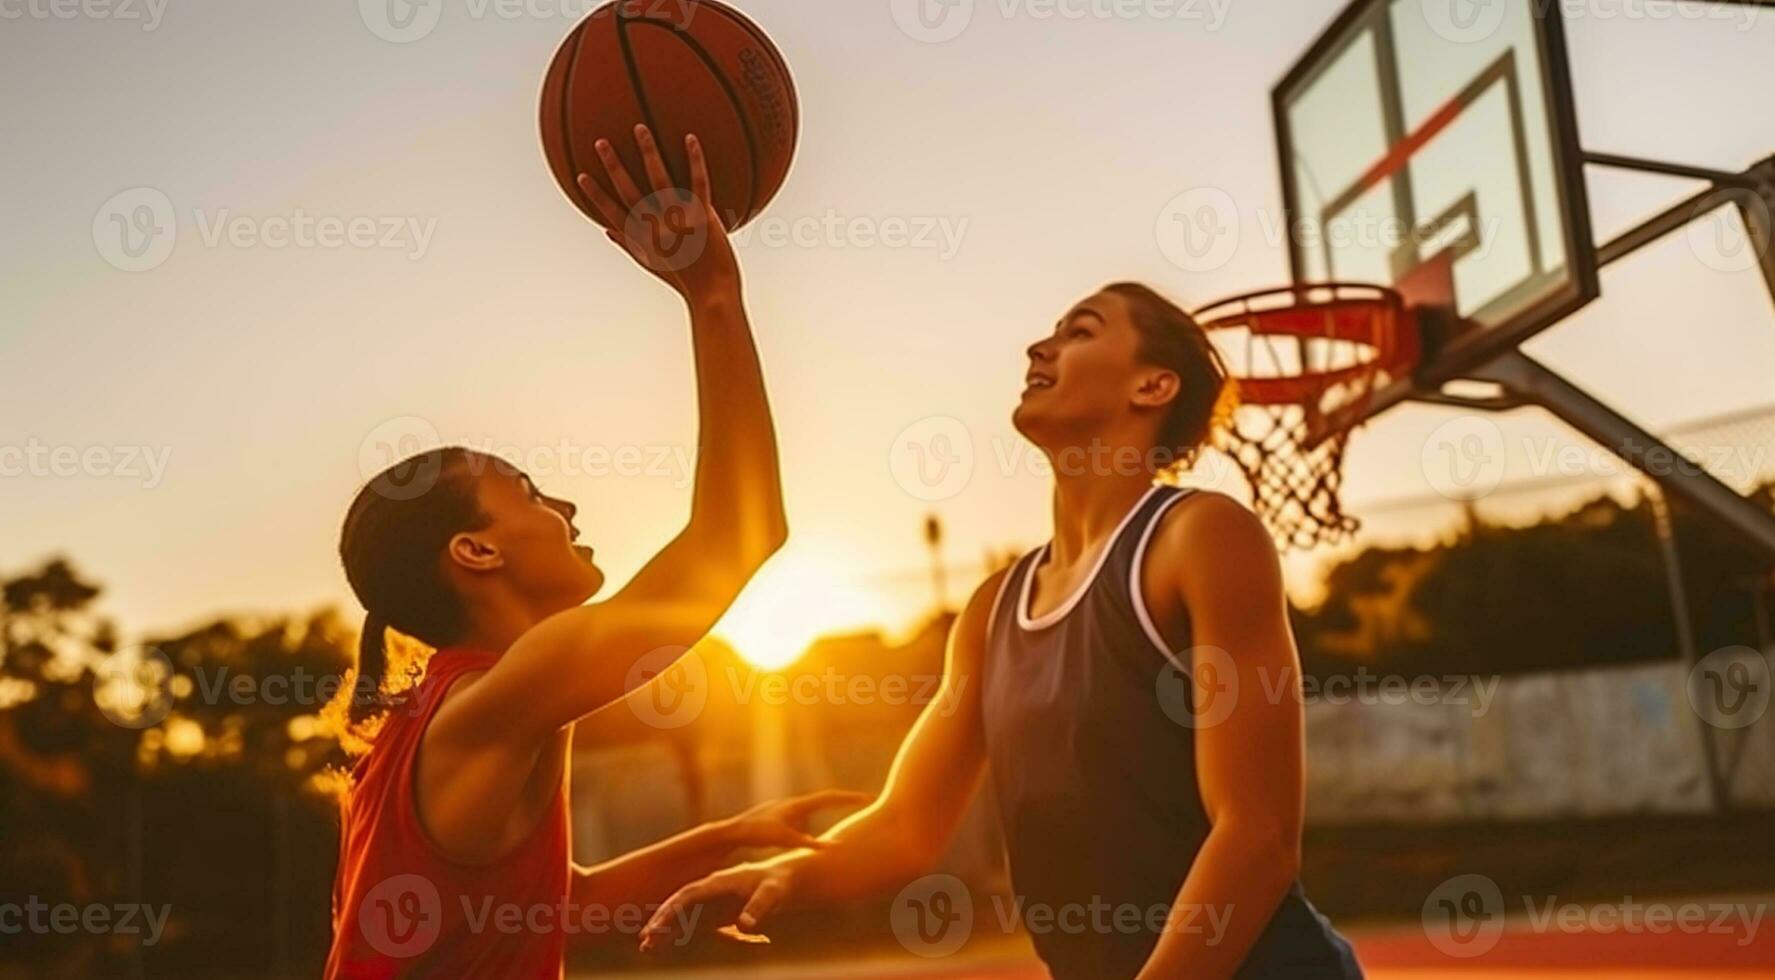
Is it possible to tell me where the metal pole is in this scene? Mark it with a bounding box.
[1646,488,1726,811]
[1467,351,1775,563]
[1737,157,1775,311]
[1582,152,1750,186]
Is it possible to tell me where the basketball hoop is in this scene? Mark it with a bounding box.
[1194,283,1420,551]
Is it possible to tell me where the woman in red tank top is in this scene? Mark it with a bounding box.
[324,129,862,979]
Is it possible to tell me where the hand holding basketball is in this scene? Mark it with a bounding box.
[576,125,738,304]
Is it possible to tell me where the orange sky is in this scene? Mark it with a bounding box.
[2,0,1772,654]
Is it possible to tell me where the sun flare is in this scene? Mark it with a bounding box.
[712,550,876,671]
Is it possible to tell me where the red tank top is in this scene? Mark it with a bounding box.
[325,648,571,980]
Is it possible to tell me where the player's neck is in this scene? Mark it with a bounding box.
[1047,470,1153,569]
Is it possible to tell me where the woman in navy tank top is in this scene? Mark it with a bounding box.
[643,283,1363,978]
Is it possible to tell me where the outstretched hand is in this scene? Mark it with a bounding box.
[724,788,872,851]
[640,789,872,953]
[576,125,739,305]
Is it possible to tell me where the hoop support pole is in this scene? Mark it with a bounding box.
[1467,350,1775,563]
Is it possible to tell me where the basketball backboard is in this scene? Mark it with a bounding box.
[1274,0,1599,395]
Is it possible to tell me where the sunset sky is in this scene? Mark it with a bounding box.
[3,0,1772,657]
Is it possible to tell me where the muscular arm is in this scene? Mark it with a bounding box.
[417,129,785,860]
[1137,494,1306,980]
[435,129,785,748]
[783,566,1003,901]
[637,568,1008,947]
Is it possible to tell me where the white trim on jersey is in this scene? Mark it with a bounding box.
[1128,487,1198,675]
[1016,484,1163,632]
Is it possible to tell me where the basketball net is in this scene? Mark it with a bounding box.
[1195,284,1418,551]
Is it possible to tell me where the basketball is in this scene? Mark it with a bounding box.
[539,0,798,231]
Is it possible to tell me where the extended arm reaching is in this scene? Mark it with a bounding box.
[437,126,785,747]
[637,568,1009,950]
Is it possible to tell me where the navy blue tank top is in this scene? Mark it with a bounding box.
[981,485,1362,979]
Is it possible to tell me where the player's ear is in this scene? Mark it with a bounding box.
[447,532,503,573]
[1131,367,1181,410]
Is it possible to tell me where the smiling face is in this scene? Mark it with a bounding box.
[1012,289,1184,463]
[445,462,605,618]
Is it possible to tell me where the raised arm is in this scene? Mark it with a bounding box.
[638,567,1009,949]
[436,127,784,746]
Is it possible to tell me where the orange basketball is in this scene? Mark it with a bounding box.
[539,0,798,231]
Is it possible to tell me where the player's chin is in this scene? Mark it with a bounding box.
[1011,396,1068,443]
[566,546,605,598]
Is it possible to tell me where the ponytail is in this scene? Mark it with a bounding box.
[350,613,390,726]
[337,446,490,742]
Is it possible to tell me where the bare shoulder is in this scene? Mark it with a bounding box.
[949,565,1015,667]
[1149,489,1281,585]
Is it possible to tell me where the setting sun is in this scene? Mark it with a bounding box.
[712,549,878,671]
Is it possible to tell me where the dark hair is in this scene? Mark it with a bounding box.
[1101,282,1233,470]
[338,446,492,726]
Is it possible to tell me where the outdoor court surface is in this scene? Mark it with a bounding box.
[590,908,1775,979]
